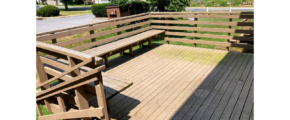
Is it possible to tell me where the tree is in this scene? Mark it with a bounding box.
[148,0,190,12]
[168,0,190,12]
[61,0,73,10]
[109,0,129,9]
[148,0,169,12]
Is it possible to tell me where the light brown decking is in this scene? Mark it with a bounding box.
[104,44,253,120]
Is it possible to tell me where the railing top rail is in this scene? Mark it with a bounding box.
[149,12,254,14]
[36,12,150,36]
[36,41,102,61]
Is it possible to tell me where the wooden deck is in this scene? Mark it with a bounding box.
[104,44,253,120]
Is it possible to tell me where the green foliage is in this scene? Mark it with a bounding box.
[109,0,129,9]
[129,1,149,15]
[232,0,242,6]
[61,0,74,5]
[35,10,38,16]
[190,2,198,7]
[36,5,60,17]
[148,0,170,12]
[36,0,39,4]
[168,0,190,12]
[219,0,228,7]
[91,3,115,17]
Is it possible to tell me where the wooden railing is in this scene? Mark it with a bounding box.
[150,12,254,51]
[36,12,151,52]
[36,11,254,120]
[36,41,109,120]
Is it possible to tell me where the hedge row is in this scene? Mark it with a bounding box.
[36,5,60,17]
[91,1,149,17]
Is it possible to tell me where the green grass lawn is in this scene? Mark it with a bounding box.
[58,4,93,7]
[59,9,92,16]
[37,16,253,119]
[36,77,59,120]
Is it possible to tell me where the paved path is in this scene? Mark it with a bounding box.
[186,7,254,12]
[37,14,108,33]
[39,5,91,10]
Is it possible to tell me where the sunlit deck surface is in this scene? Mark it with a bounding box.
[104,44,253,120]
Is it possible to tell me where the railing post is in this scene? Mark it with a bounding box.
[116,20,123,55]
[90,25,96,43]
[36,51,53,113]
[94,72,110,120]
[166,17,170,44]
[194,13,198,47]
[67,56,91,120]
[51,33,57,44]
[228,14,232,42]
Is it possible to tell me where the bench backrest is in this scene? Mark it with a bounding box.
[150,12,254,52]
[36,12,152,52]
[36,41,109,120]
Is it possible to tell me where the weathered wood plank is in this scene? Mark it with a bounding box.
[38,108,104,120]
[150,15,254,19]
[151,20,254,26]
[152,25,254,34]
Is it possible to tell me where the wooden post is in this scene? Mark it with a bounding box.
[67,56,90,120]
[51,33,57,44]
[116,21,123,55]
[36,103,43,116]
[94,72,110,120]
[129,45,134,56]
[193,14,198,47]
[56,93,66,112]
[104,54,109,68]
[166,17,169,44]
[90,29,96,43]
[228,14,232,42]
[36,51,53,112]
[148,38,153,48]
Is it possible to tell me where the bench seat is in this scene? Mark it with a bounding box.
[82,29,165,67]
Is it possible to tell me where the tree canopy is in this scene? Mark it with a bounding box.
[148,0,190,12]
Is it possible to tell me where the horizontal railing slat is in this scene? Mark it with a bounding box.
[37,15,151,42]
[36,12,150,36]
[36,41,98,61]
[150,15,254,19]
[164,37,253,49]
[36,65,105,101]
[165,31,254,41]
[72,26,152,51]
[56,21,151,47]
[152,25,253,34]
[38,108,104,120]
[151,20,254,26]
[149,12,254,14]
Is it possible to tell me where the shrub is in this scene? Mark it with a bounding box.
[35,10,38,16]
[219,0,228,7]
[190,2,198,7]
[91,3,115,17]
[36,5,60,17]
[128,1,149,15]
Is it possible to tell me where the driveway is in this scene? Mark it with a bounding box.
[186,7,254,12]
[37,14,108,33]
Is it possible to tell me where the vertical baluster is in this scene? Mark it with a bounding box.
[166,17,169,44]
[67,56,90,120]
[36,51,53,112]
[94,72,110,120]
[36,103,43,116]
[194,13,198,47]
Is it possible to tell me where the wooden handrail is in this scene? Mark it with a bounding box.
[36,12,150,36]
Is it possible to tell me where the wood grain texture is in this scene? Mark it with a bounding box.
[151,20,254,26]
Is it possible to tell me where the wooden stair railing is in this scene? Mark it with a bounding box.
[36,41,110,120]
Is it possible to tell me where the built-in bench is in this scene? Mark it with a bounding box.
[83,29,165,67]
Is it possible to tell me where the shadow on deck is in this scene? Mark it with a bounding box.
[103,43,253,120]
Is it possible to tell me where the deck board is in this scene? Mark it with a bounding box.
[103,44,253,120]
